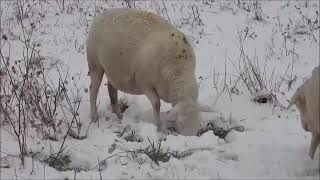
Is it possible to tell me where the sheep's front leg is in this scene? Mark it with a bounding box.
[145,89,164,132]
[308,132,319,159]
[107,82,123,119]
[89,68,104,122]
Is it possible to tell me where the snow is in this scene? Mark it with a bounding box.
[0,0,319,179]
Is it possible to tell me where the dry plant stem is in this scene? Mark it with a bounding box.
[84,102,101,137]
[15,167,18,180]
[212,68,219,90]
[55,0,65,13]
[91,152,128,170]
[213,49,232,106]
[43,163,45,180]
[56,68,82,134]
[98,157,102,180]
[161,0,171,23]
[54,119,73,161]
[289,41,296,84]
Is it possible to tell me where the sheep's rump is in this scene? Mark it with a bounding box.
[86,8,196,102]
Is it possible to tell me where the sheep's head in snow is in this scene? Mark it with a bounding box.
[169,99,201,136]
[287,66,319,159]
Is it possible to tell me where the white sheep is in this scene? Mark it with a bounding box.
[287,66,320,159]
[86,8,201,136]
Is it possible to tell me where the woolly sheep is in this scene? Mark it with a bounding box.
[288,66,320,159]
[86,8,200,136]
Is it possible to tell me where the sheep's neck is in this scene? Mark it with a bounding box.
[170,75,198,106]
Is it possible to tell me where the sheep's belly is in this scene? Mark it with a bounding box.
[116,84,144,95]
[106,74,145,95]
[156,88,171,103]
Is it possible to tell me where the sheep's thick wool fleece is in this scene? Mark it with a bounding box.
[303,66,320,133]
[87,8,198,104]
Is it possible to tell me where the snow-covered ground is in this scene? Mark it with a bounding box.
[0,0,319,179]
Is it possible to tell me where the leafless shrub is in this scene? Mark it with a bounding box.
[0,1,87,166]
[219,1,238,15]
[101,139,212,167]
[63,0,82,15]
[213,50,233,106]
[292,14,318,42]
[233,28,270,95]
[1,33,69,138]
[227,27,289,111]
[0,15,41,164]
[236,0,264,21]
[13,0,47,26]
[179,4,204,33]
[279,5,318,56]
[55,0,65,14]
[252,0,263,21]
[122,0,136,9]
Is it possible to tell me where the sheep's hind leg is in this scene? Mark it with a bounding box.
[145,89,166,133]
[89,67,104,122]
[308,132,319,159]
[107,82,123,119]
